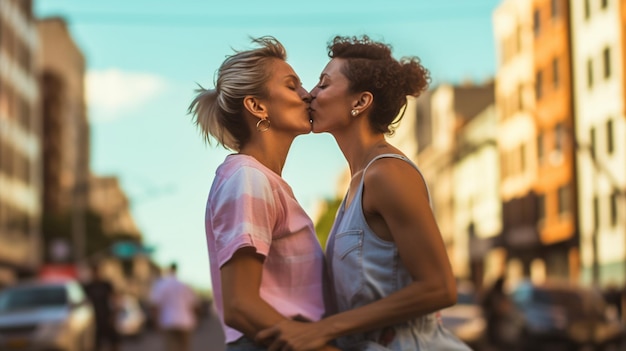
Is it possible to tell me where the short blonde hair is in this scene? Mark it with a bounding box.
[188,36,287,151]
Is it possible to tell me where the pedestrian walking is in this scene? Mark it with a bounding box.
[83,262,120,351]
[149,263,198,351]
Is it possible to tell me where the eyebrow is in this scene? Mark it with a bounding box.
[285,74,301,85]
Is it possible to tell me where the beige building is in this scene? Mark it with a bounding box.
[493,0,543,285]
[89,175,140,237]
[0,0,42,284]
[570,0,626,286]
[453,103,502,289]
[37,17,91,263]
[392,83,494,282]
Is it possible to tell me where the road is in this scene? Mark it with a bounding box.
[121,311,226,351]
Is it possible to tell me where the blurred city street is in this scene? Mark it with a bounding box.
[121,311,225,351]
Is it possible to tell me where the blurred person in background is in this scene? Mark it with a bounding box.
[257,35,469,351]
[83,262,120,351]
[481,275,521,350]
[149,262,198,351]
[602,283,624,322]
[188,36,337,350]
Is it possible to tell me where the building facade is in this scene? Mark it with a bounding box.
[532,0,578,282]
[37,17,91,263]
[570,0,626,286]
[395,83,494,282]
[89,175,140,238]
[453,103,503,289]
[494,0,544,285]
[0,0,41,284]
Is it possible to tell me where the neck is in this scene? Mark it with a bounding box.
[239,133,294,176]
[334,127,386,177]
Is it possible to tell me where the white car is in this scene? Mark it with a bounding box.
[0,279,95,351]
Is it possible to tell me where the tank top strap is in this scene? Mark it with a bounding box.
[361,153,433,207]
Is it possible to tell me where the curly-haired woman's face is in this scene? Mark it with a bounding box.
[309,59,360,134]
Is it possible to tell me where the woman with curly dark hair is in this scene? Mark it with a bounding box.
[257,36,470,351]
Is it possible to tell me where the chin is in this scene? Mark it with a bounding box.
[310,123,325,134]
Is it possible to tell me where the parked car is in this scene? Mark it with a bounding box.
[115,294,146,338]
[511,281,624,351]
[0,279,95,351]
[440,281,487,350]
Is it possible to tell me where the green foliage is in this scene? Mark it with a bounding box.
[314,197,343,250]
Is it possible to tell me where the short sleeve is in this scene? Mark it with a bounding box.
[208,166,277,267]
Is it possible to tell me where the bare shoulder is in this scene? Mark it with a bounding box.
[362,156,430,215]
[364,157,427,194]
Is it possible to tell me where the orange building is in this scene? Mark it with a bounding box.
[532,0,578,281]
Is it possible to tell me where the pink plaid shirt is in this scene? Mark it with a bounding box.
[205,154,326,343]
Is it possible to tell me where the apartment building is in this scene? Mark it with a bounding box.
[89,175,140,238]
[37,17,91,263]
[494,0,542,284]
[532,0,578,282]
[570,0,626,286]
[402,83,494,282]
[453,103,503,288]
[0,0,41,284]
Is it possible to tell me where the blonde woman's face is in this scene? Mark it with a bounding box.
[262,59,312,135]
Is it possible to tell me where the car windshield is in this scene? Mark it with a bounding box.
[0,286,67,312]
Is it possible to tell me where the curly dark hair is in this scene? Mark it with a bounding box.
[328,35,430,134]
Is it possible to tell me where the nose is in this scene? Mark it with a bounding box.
[302,93,313,103]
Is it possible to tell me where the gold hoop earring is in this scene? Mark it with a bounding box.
[351,109,359,117]
[256,118,270,132]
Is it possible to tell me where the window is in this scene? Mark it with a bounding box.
[558,185,571,215]
[587,59,593,89]
[593,196,600,229]
[537,134,544,163]
[552,57,560,89]
[584,0,591,19]
[590,127,596,159]
[606,119,614,154]
[516,25,523,53]
[610,192,618,226]
[520,144,526,173]
[551,0,559,18]
[537,194,546,223]
[500,153,508,179]
[534,9,541,37]
[518,84,524,111]
[555,123,565,153]
[603,47,611,79]
[536,70,544,100]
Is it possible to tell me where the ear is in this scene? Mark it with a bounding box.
[352,91,373,112]
[243,96,268,119]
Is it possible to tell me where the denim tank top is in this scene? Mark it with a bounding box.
[326,154,470,351]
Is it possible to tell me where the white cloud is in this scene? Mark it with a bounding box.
[85,69,167,122]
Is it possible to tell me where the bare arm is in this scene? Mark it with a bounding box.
[259,158,456,349]
[221,247,286,340]
[223,247,340,351]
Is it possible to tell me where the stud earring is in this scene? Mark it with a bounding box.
[351,109,359,116]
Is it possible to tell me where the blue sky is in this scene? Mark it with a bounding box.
[35,0,501,290]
